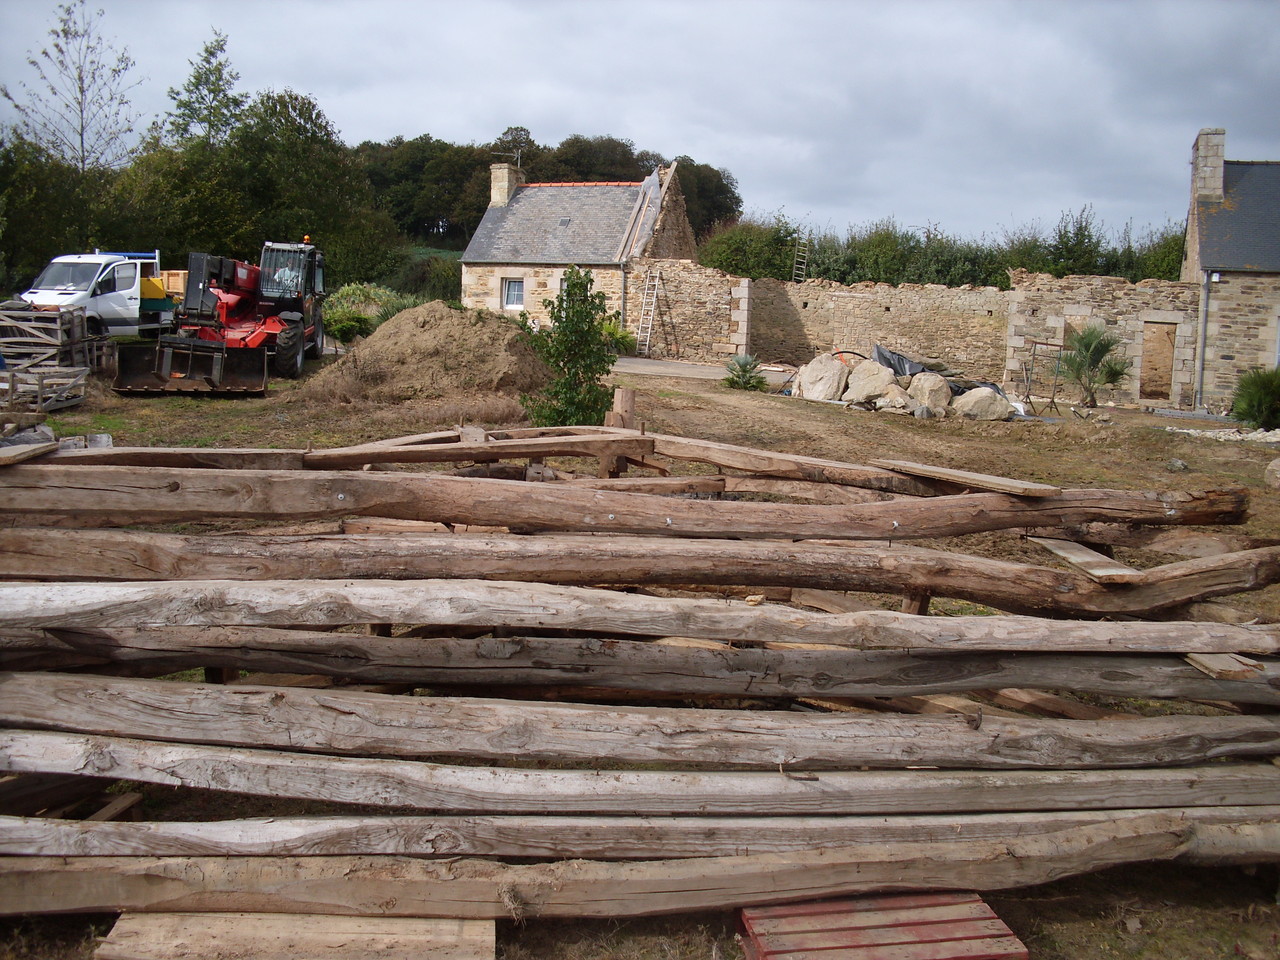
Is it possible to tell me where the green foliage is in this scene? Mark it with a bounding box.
[374,294,426,325]
[723,354,768,391]
[672,156,742,239]
[165,29,247,144]
[698,215,798,281]
[321,305,374,344]
[379,252,462,301]
[326,282,401,314]
[1230,367,1280,431]
[1057,325,1132,407]
[0,132,80,292]
[600,318,637,356]
[519,266,618,426]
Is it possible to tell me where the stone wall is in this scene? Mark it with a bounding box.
[1004,270,1201,407]
[461,263,624,329]
[1203,272,1280,402]
[625,258,747,362]
[643,172,698,262]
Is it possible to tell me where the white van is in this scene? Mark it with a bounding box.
[21,250,175,337]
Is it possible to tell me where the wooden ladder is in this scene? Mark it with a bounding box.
[635,269,661,357]
[792,236,810,283]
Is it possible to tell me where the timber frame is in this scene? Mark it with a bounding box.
[0,419,1277,924]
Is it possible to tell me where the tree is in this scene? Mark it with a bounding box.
[165,29,248,144]
[519,266,618,426]
[1058,325,1132,407]
[698,215,798,281]
[672,156,741,238]
[1,1,141,172]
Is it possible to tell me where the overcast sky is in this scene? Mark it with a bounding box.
[2,0,1278,242]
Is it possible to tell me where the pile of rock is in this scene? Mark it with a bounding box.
[792,353,1017,422]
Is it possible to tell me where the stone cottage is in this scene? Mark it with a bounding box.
[1181,127,1280,407]
[461,163,696,331]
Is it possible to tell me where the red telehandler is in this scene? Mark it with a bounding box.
[114,240,326,394]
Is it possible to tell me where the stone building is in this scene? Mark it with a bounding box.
[461,163,696,331]
[1180,128,1280,407]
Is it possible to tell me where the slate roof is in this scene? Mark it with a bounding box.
[463,169,665,265]
[1197,161,1280,272]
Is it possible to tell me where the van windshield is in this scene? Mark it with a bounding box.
[30,261,100,292]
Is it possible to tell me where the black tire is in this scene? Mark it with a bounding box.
[272,320,306,379]
[306,312,325,360]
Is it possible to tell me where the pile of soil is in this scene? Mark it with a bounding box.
[305,301,552,403]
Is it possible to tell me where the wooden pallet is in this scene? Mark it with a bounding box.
[94,913,495,960]
[740,892,1027,959]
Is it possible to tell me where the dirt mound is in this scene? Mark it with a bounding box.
[305,301,551,403]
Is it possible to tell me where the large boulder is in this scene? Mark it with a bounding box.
[907,372,952,414]
[794,353,849,401]
[842,359,898,404]
[1266,458,1280,490]
[873,383,921,415]
[952,386,1016,421]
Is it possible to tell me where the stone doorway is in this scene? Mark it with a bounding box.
[1139,322,1176,400]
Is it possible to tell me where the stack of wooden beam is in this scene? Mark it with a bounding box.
[0,423,1277,921]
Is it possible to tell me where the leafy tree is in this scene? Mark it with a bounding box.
[551,134,647,182]
[1057,325,1132,407]
[1230,368,1280,431]
[165,29,248,144]
[1,1,141,173]
[698,215,797,280]
[1046,206,1106,277]
[0,131,80,291]
[519,266,618,426]
[672,156,741,239]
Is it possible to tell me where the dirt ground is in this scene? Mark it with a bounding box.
[15,357,1280,960]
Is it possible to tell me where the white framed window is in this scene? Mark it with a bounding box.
[501,278,524,310]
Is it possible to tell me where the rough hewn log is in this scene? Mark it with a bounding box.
[0,464,1246,539]
[2,815,1274,918]
[46,448,307,469]
[5,806,1278,860]
[5,578,1280,650]
[31,626,1280,705]
[6,531,1280,618]
[7,730,1278,814]
[3,672,1278,769]
[1025,523,1280,559]
[302,434,655,469]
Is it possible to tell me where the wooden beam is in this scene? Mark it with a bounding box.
[1024,523,1280,559]
[1,815,1274,918]
[7,530,1280,618]
[29,626,1280,704]
[5,806,1278,860]
[7,730,1278,815]
[302,434,654,469]
[0,441,58,466]
[3,673,1278,769]
[868,459,1062,497]
[6,578,1280,650]
[95,914,494,960]
[1026,536,1144,584]
[48,448,307,470]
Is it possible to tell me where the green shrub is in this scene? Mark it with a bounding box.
[381,255,462,301]
[1057,325,1131,407]
[519,266,618,426]
[326,282,401,315]
[323,306,375,344]
[723,354,768,391]
[601,318,637,356]
[1230,367,1280,430]
[375,294,426,325]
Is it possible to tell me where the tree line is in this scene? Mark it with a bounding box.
[0,3,742,297]
[0,2,1183,303]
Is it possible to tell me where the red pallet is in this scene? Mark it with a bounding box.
[740,892,1028,960]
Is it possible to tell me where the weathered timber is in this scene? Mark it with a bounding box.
[95,914,494,960]
[868,459,1062,497]
[1026,537,1145,584]
[7,730,1278,815]
[5,806,1278,860]
[7,531,1280,617]
[3,672,1278,769]
[6,578,1280,650]
[32,626,1280,705]
[48,447,306,469]
[561,475,899,504]
[0,442,58,466]
[0,464,1245,538]
[302,433,654,468]
[2,816,1275,918]
[1025,523,1280,559]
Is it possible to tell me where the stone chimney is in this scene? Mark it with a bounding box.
[490,163,525,207]
[1192,128,1225,204]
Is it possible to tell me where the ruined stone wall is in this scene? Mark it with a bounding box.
[625,258,747,363]
[1203,272,1280,403]
[753,280,1008,378]
[643,172,698,261]
[1004,271,1201,407]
